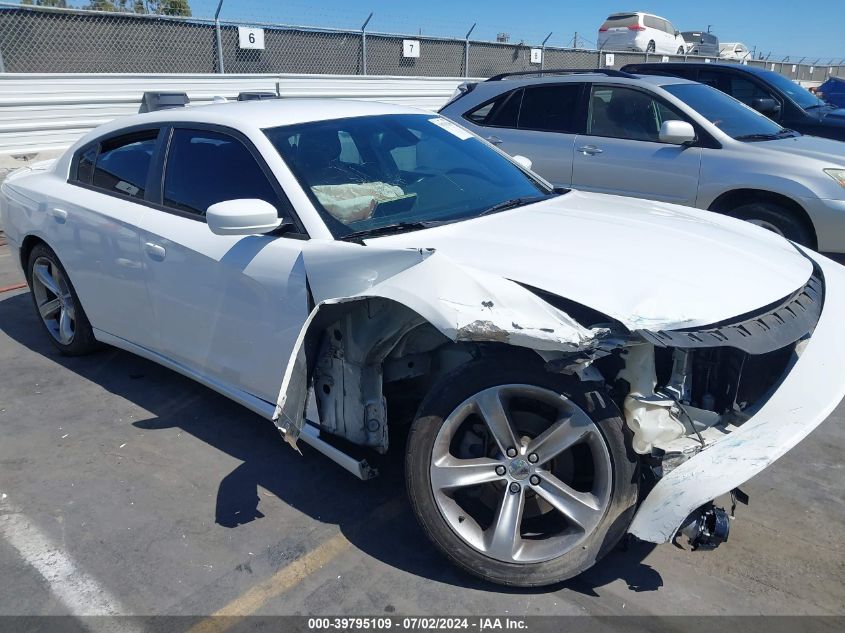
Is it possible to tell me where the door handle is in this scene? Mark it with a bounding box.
[578,145,603,156]
[144,242,166,261]
[485,135,504,145]
[49,207,68,223]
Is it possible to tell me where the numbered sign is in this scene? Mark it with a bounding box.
[704,58,712,63]
[402,40,420,58]
[604,53,614,67]
[530,48,542,65]
[238,27,265,50]
[792,64,797,72]
[809,66,814,73]
[661,55,670,63]
[771,63,776,71]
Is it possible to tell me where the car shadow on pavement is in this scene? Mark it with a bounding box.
[0,290,663,596]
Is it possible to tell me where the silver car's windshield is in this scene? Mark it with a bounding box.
[663,82,792,140]
[265,114,554,239]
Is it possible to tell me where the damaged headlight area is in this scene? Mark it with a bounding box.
[613,273,822,476]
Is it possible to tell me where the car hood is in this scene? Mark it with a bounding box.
[818,107,845,124]
[756,134,845,164]
[370,190,813,331]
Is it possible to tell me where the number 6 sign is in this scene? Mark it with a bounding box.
[238,27,265,50]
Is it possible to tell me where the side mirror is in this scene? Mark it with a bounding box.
[206,199,283,236]
[751,97,781,116]
[512,154,533,170]
[659,120,696,145]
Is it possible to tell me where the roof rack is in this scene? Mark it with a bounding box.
[139,91,189,113]
[486,68,637,81]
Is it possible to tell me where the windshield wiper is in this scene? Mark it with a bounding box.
[477,194,553,217]
[734,132,785,141]
[339,221,435,242]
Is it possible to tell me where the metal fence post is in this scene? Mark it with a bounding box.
[214,0,225,74]
[540,32,552,70]
[360,12,373,75]
[464,23,475,78]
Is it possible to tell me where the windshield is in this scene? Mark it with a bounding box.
[265,114,551,238]
[662,82,789,140]
[756,69,824,109]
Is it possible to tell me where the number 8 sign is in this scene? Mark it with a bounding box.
[238,27,265,50]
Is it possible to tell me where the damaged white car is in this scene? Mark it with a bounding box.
[2,99,844,587]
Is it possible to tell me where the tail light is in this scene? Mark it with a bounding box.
[628,25,646,31]
[599,27,608,32]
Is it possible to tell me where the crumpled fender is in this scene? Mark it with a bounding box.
[272,241,603,447]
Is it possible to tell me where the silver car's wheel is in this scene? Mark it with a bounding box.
[406,357,638,587]
[26,242,99,356]
[746,218,786,236]
[429,385,612,564]
[31,255,76,345]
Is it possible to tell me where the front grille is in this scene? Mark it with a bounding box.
[637,274,823,355]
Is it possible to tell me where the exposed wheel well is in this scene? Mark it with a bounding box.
[708,189,817,249]
[19,235,47,277]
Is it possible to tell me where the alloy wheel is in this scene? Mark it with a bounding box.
[31,256,76,345]
[429,384,612,564]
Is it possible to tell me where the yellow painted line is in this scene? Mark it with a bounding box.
[187,496,405,633]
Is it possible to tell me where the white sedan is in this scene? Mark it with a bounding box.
[2,99,844,587]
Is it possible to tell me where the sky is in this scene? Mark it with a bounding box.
[182,0,843,61]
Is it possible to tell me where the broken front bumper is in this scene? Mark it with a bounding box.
[628,250,845,543]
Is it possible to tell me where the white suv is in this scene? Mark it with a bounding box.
[598,12,686,55]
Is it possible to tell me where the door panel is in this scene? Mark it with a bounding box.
[571,85,701,205]
[140,127,308,403]
[49,131,161,346]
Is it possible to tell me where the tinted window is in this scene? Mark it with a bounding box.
[727,77,772,106]
[588,85,683,142]
[265,114,549,238]
[663,82,786,139]
[163,129,278,217]
[518,84,582,133]
[465,89,522,127]
[75,145,97,184]
[600,14,639,29]
[91,131,157,199]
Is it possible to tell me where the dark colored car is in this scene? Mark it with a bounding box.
[622,62,845,141]
[681,31,719,57]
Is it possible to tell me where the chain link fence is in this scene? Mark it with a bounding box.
[0,3,842,81]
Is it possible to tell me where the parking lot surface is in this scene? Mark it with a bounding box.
[1,244,844,620]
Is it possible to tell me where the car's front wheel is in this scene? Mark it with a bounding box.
[27,242,99,355]
[406,356,638,587]
[727,201,814,247]
[646,41,656,53]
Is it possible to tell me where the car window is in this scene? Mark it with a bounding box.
[663,82,786,139]
[697,69,725,90]
[465,89,522,127]
[265,114,550,238]
[664,20,675,34]
[75,145,97,185]
[727,78,773,106]
[643,15,659,29]
[588,85,677,142]
[600,14,639,29]
[163,128,279,217]
[90,130,157,199]
[517,84,582,133]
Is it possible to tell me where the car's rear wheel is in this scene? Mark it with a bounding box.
[677,46,685,55]
[727,201,814,247]
[406,357,638,587]
[26,243,98,355]
[646,41,656,53]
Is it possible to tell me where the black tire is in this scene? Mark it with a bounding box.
[405,355,638,587]
[646,41,656,53]
[677,46,685,55]
[726,201,814,247]
[26,242,99,356]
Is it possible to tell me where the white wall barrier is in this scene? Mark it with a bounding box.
[0,73,469,156]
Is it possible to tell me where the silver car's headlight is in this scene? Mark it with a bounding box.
[823,168,845,188]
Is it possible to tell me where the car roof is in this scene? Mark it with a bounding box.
[87,98,426,138]
[474,72,696,90]
[623,62,768,76]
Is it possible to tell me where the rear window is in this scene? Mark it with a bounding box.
[465,89,522,127]
[518,84,583,133]
[90,130,157,199]
[600,14,639,29]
